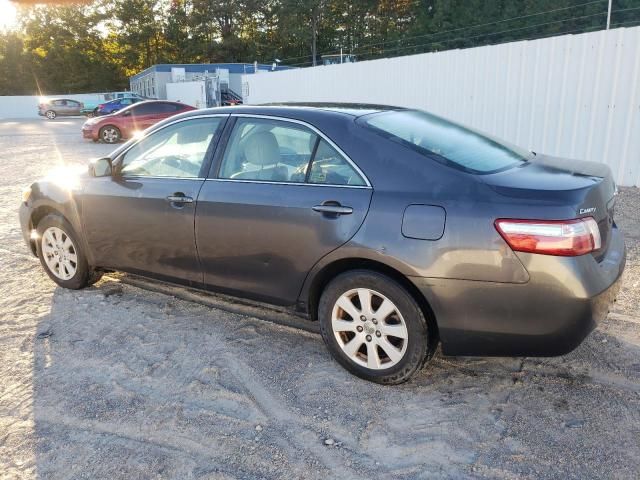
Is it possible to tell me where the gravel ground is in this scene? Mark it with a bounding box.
[1,119,639,480]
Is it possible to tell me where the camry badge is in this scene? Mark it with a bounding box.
[579,207,597,215]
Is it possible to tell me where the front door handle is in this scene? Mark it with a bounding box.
[312,204,353,215]
[166,194,194,205]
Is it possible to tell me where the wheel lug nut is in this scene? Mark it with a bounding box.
[366,335,372,342]
[356,326,363,332]
[360,315,366,321]
[375,331,381,337]
[372,318,378,324]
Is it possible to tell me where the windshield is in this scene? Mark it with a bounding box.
[363,110,529,174]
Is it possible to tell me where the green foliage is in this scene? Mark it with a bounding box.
[0,0,638,95]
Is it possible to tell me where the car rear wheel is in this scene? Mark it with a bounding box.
[44,110,56,120]
[100,125,121,144]
[318,270,433,384]
[36,214,102,289]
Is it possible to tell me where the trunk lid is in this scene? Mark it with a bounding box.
[482,154,617,261]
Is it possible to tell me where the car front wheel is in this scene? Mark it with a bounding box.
[44,110,56,120]
[318,270,434,384]
[100,125,121,144]
[36,214,101,289]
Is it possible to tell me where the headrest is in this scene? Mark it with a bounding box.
[243,131,281,166]
[176,123,213,144]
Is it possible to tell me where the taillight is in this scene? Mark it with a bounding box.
[495,217,601,256]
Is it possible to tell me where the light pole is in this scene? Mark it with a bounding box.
[606,0,612,30]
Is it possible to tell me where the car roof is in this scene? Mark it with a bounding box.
[181,103,406,119]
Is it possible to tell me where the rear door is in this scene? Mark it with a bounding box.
[67,100,82,115]
[195,115,373,305]
[81,115,227,285]
[53,100,68,115]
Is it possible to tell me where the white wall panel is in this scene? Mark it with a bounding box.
[243,26,640,186]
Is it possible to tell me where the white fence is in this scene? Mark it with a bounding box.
[0,93,106,119]
[243,26,640,187]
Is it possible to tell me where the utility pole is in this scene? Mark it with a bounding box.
[311,6,318,66]
[606,0,612,30]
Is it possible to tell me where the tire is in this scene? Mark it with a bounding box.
[99,125,121,144]
[35,214,102,289]
[45,110,56,120]
[318,270,434,384]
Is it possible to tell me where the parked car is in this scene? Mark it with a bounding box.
[104,91,146,101]
[81,100,195,143]
[81,106,98,117]
[38,98,84,119]
[95,97,144,116]
[20,104,625,384]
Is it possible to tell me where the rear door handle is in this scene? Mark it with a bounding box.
[166,194,194,204]
[312,204,353,215]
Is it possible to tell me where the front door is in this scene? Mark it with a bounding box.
[195,115,373,305]
[82,115,227,286]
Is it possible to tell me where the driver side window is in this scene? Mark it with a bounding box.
[120,117,222,178]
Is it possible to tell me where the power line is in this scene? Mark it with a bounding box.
[277,0,608,64]
[287,9,610,67]
[336,0,608,56]
[375,10,608,57]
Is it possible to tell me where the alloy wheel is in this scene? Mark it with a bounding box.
[331,288,408,370]
[41,226,78,280]
[45,111,56,119]
[101,127,119,143]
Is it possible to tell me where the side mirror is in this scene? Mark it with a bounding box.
[89,157,113,177]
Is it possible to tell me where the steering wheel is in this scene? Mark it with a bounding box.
[162,155,200,174]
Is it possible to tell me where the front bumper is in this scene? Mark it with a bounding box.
[19,201,37,256]
[411,226,626,357]
[82,128,97,140]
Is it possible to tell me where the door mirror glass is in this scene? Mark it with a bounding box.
[90,157,112,177]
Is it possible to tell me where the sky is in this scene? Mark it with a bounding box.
[0,0,18,31]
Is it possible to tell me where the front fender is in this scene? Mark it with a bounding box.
[26,180,93,264]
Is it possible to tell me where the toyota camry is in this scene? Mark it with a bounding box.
[19,104,626,384]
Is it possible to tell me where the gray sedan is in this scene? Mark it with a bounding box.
[19,104,626,384]
[38,98,84,119]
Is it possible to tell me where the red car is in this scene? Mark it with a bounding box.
[82,100,196,143]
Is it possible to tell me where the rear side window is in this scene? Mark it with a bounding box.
[308,139,366,186]
[363,110,529,174]
[131,103,160,115]
[156,103,181,113]
[218,117,367,186]
[219,118,316,182]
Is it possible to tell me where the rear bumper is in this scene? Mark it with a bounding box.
[411,226,626,357]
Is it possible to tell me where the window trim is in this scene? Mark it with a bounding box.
[113,114,230,180]
[213,114,372,188]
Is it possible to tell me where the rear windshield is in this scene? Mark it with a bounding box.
[363,110,529,174]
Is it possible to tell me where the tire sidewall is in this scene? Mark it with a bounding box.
[36,214,91,289]
[318,270,431,384]
[100,125,121,144]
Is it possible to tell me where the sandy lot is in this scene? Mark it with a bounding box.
[1,118,639,479]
